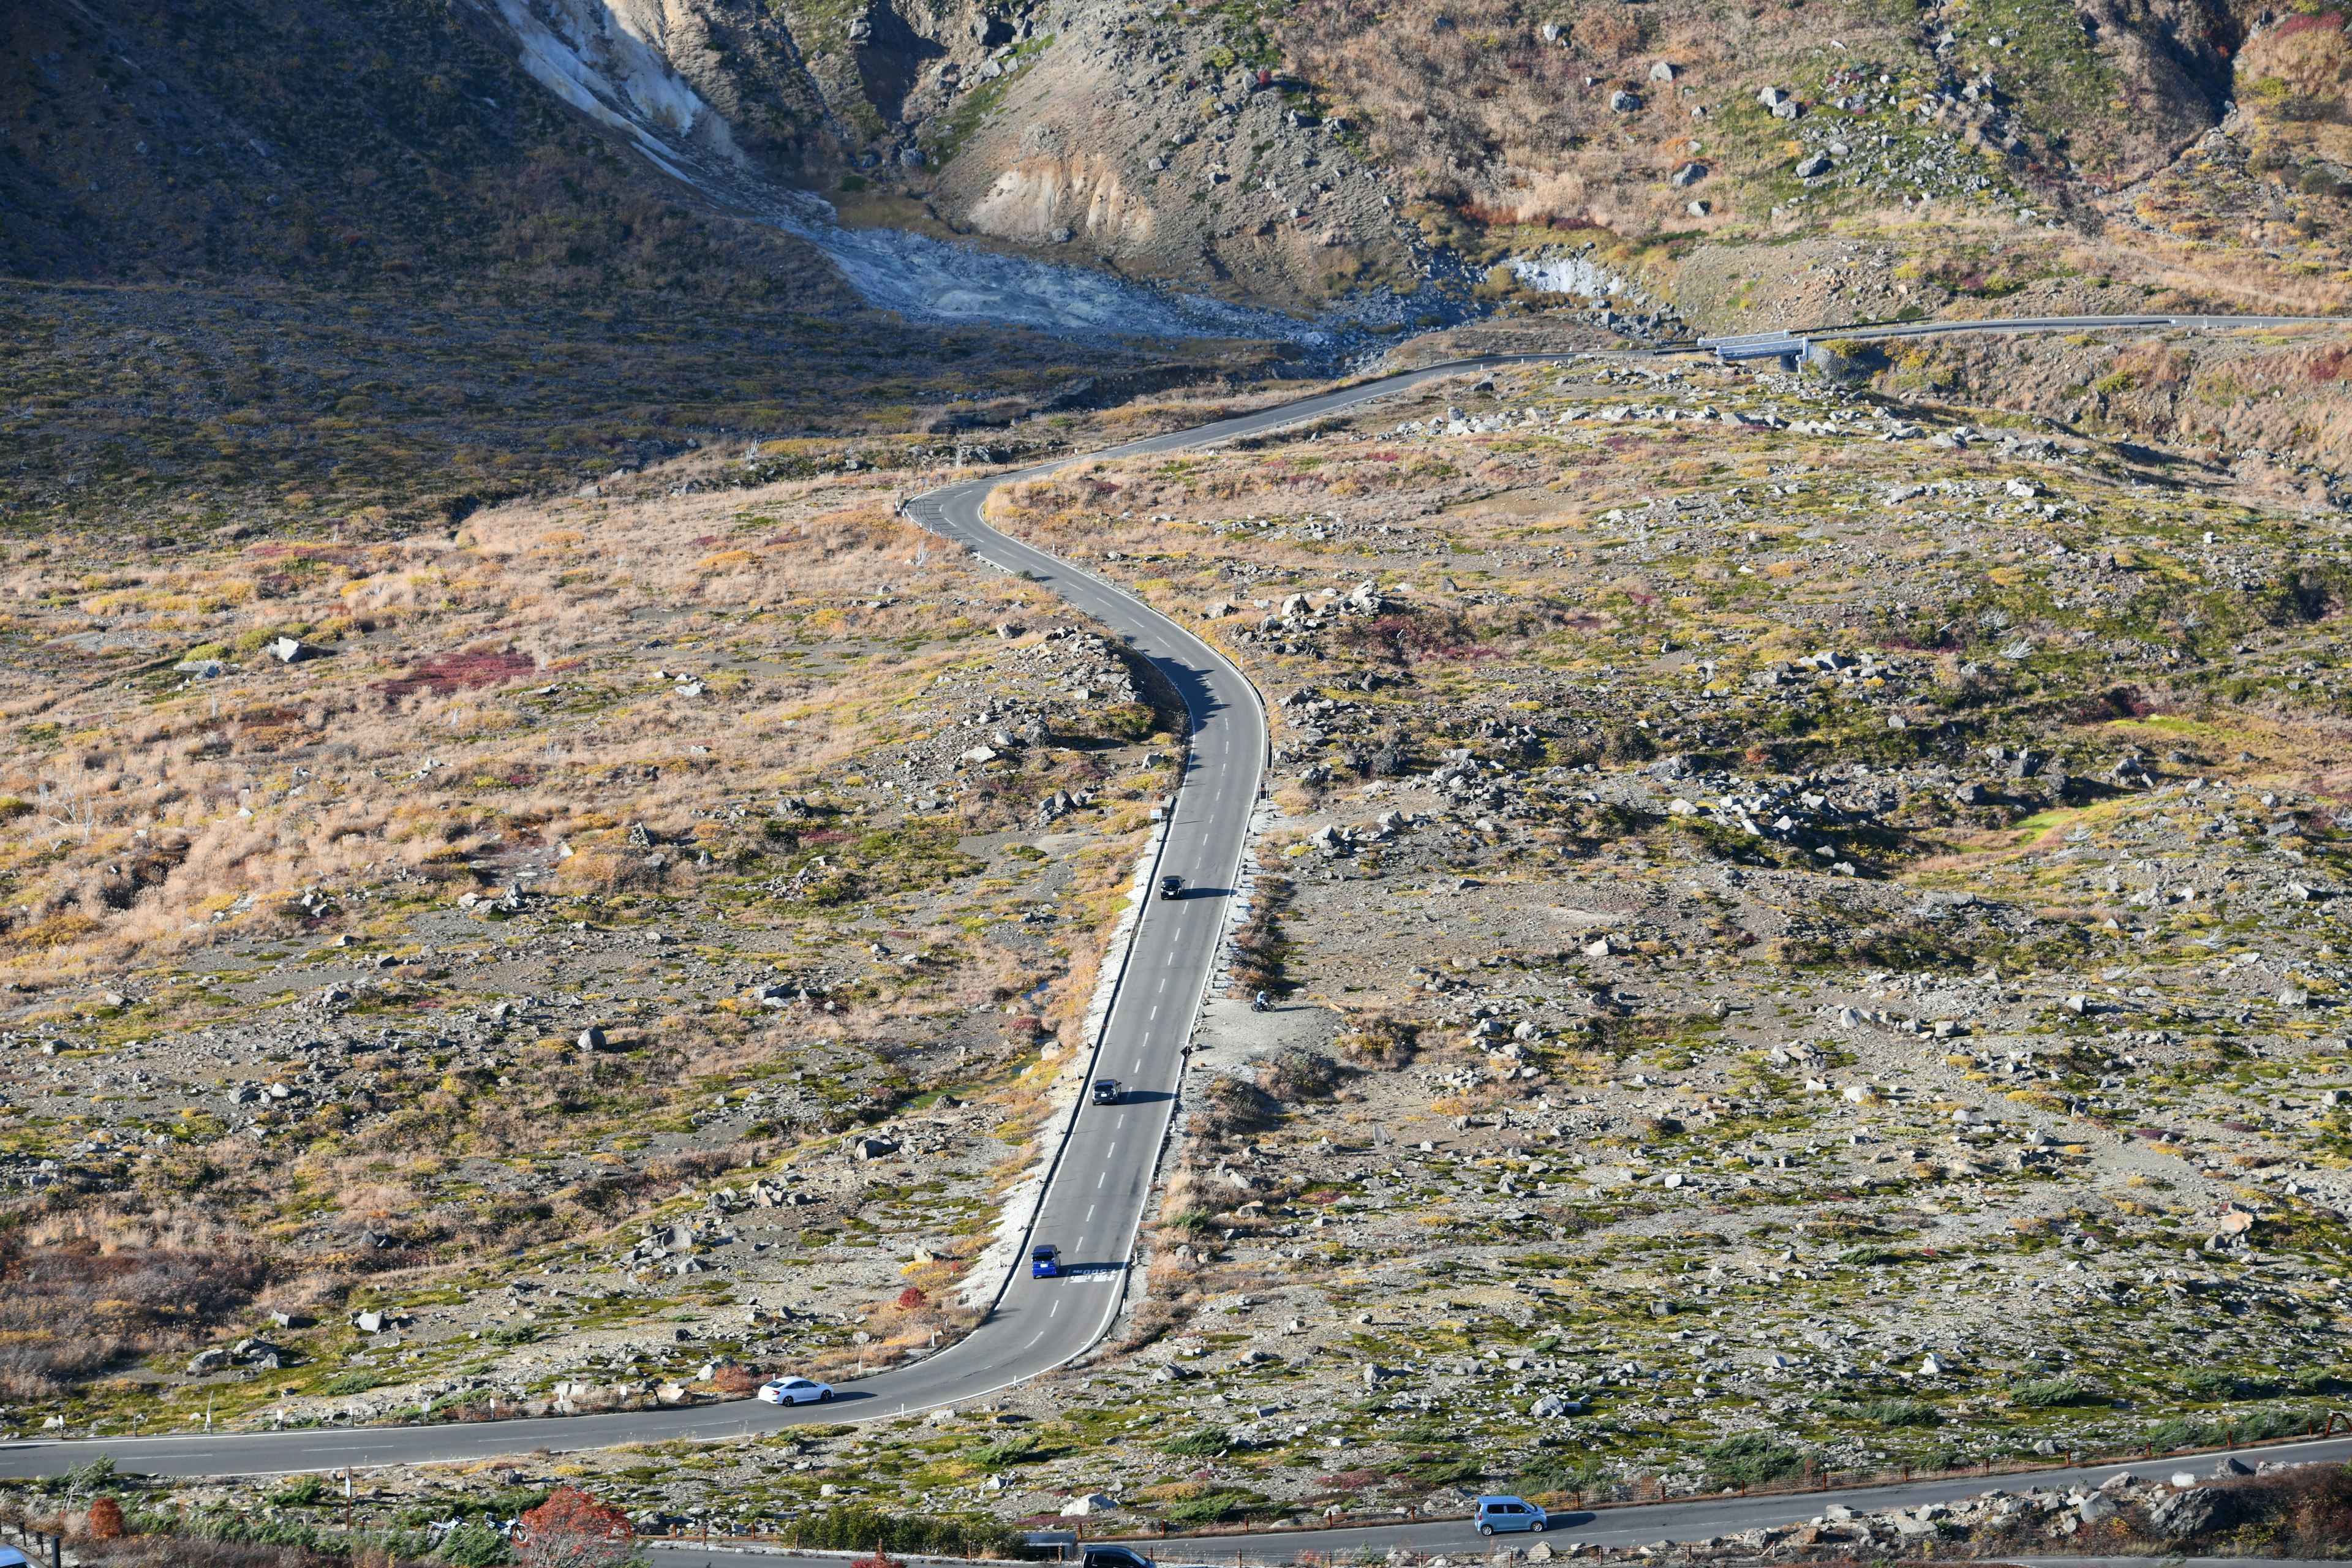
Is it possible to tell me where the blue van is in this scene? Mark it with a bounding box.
[1474,1494,1548,1535]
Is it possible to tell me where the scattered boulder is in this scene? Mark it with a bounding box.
[2147,1486,2228,1536]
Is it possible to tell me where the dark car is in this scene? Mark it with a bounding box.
[1158,875,1183,900]
[1083,1550,1156,1568]
[1031,1243,1061,1278]
[1091,1078,1121,1105]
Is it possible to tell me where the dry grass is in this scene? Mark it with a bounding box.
[0,470,1044,981]
[1273,0,1891,236]
[0,430,1207,1422]
[1871,323,2352,489]
[0,1218,263,1399]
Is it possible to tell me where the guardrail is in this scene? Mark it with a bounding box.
[1695,330,1807,368]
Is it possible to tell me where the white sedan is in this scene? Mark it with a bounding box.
[758,1376,835,1405]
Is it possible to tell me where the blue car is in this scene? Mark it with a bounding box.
[1031,1243,1061,1278]
[1474,1494,1548,1536]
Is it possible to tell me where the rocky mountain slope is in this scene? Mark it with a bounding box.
[16,0,2347,330]
[12,339,2352,1555]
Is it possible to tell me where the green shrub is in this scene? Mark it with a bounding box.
[437,1520,511,1564]
[230,625,306,654]
[1164,1495,1233,1524]
[966,1436,1039,1468]
[1161,1427,1230,1457]
[1704,1433,1806,1485]
[778,1506,1020,1555]
[1404,1455,1484,1486]
[2178,1368,2291,1400]
[2146,1415,2212,1450]
[268,1475,328,1507]
[1164,1490,1261,1524]
[319,1370,387,1396]
[1517,1455,1609,1495]
[2008,1376,2094,1408]
[2141,1410,2316,1452]
[59,1457,116,1493]
[1839,1246,1907,1265]
[2239,1406,2311,1441]
[1091,701,1157,742]
[1854,1399,1943,1428]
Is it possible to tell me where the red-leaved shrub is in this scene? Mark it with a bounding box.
[513,1486,636,1568]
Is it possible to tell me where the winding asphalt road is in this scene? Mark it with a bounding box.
[3,317,2344,1504]
[0,355,1564,1484]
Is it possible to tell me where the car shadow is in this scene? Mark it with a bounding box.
[1155,886,1234,903]
[777,1390,873,1411]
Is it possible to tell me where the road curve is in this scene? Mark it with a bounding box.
[0,353,1570,1483]
[2,318,2333,1487]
